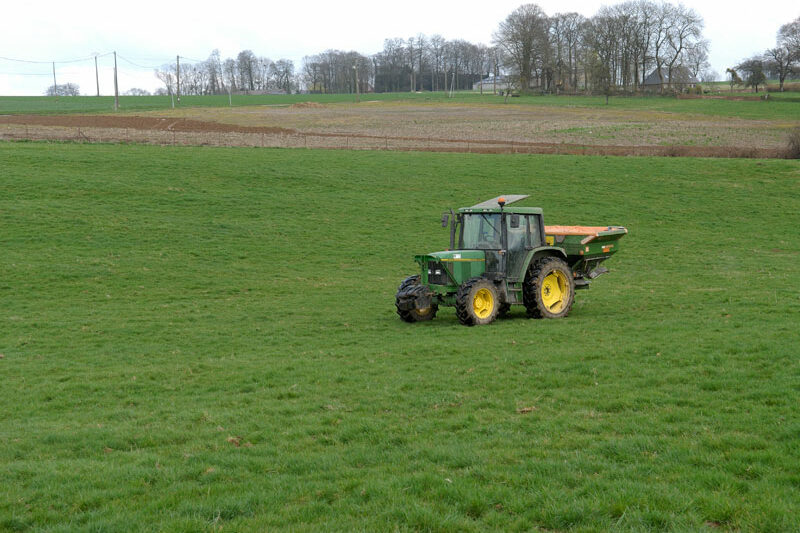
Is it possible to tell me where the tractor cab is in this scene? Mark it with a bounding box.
[444,196,544,282]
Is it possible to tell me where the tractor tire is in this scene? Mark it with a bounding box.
[395,275,438,322]
[498,302,512,318]
[456,277,500,326]
[523,257,575,319]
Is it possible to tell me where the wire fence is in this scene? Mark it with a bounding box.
[0,122,787,159]
[0,123,519,152]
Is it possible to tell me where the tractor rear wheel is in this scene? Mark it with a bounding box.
[523,257,575,319]
[395,275,438,322]
[456,277,500,326]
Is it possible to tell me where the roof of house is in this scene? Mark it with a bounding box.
[643,67,699,86]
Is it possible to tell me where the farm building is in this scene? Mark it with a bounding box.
[642,67,699,91]
[472,75,511,92]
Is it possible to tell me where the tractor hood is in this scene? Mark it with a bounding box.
[414,250,486,264]
[414,250,486,286]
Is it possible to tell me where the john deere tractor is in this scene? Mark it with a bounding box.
[395,195,627,326]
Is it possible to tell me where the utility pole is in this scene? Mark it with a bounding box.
[51,62,57,96]
[353,63,360,103]
[94,55,100,96]
[176,55,181,104]
[113,51,119,111]
[493,59,497,95]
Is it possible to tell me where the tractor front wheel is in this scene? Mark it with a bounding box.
[396,275,438,322]
[456,278,500,326]
[523,257,575,319]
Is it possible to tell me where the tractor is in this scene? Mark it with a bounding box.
[395,195,627,326]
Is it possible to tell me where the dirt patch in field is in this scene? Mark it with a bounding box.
[289,102,325,109]
[0,110,789,159]
[0,114,296,136]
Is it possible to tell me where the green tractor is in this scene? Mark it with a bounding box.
[395,195,627,326]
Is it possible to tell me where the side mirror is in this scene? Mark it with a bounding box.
[441,213,449,228]
[510,214,520,228]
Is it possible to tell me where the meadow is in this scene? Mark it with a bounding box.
[1,90,799,122]
[1,141,799,531]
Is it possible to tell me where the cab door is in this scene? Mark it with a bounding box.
[505,214,531,281]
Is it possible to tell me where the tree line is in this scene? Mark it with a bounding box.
[305,1,714,95]
[155,50,295,96]
[149,2,799,96]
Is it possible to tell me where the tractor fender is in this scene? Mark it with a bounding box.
[521,246,568,275]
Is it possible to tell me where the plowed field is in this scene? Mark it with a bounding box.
[0,100,793,158]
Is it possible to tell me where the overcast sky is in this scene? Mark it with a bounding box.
[1,0,797,95]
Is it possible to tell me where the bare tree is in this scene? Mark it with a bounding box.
[494,3,551,92]
[766,17,800,91]
[651,2,675,92]
[685,39,710,80]
[236,50,257,92]
[271,59,295,93]
[302,56,323,93]
[155,64,176,95]
[206,49,224,94]
[45,83,80,96]
[428,34,446,91]
[764,47,794,91]
[223,58,237,93]
[664,4,704,88]
[551,12,586,91]
[779,16,800,56]
[415,33,427,91]
[700,69,719,83]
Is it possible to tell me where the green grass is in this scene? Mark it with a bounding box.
[2,90,800,121]
[1,142,799,531]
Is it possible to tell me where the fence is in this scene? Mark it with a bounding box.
[0,123,786,159]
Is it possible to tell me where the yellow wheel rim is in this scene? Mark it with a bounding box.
[472,288,494,319]
[541,270,569,313]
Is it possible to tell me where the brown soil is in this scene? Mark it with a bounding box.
[289,102,326,109]
[0,111,788,159]
[0,114,295,135]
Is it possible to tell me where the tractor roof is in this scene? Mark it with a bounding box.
[470,195,528,209]
[458,195,542,215]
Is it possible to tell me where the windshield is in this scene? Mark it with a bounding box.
[460,213,502,249]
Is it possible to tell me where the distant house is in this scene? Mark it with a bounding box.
[643,67,699,91]
[472,75,511,92]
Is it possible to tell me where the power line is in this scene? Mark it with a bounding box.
[116,54,163,70]
[0,54,101,65]
[0,71,52,76]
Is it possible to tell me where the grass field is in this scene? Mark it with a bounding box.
[1,142,799,531]
[2,91,799,122]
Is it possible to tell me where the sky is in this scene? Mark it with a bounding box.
[0,0,797,95]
